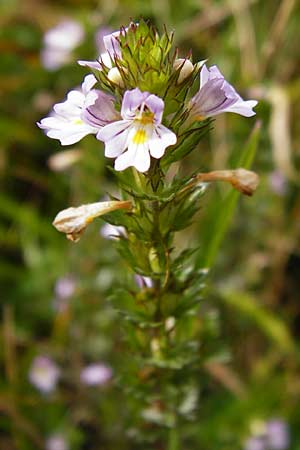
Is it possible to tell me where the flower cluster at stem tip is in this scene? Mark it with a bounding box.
[38,21,257,174]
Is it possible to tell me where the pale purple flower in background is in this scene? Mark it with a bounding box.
[29,356,60,393]
[95,27,113,54]
[80,363,112,386]
[134,274,153,289]
[244,437,266,450]
[97,88,177,172]
[55,276,76,299]
[269,171,287,196]
[46,434,69,450]
[266,419,290,450]
[53,276,76,312]
[189,64,257,120]
[38,75,119,145]
[100,223,125,239]
[41,20,84,71]
[78,28,122,71]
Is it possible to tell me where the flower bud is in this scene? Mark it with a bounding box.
[173,58,194,83]
[187,169,259,196]
[53,200,132,242]
[231,169,259,196]
[107,67,124,87]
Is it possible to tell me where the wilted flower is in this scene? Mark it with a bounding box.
[46,434,69,450]
[41,20,84,71]
[97,88,177,172]
[38,75,119,145]
[266,419,290,450]
[80,363,112,386]
[188,64,257,120]
[53,200,132,242]
[228,168,260,196]
[186,168,259,196]
[29,356,60,393]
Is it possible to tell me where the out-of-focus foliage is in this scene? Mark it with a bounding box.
[1,0,300,449]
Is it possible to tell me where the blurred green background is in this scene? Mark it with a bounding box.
[1,0,300,449]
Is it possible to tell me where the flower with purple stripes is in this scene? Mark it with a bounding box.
[97,88,177,172]
[189,64,257,120]
[38,75,119,145]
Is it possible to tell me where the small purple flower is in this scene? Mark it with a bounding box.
[97,88,177,172]
[38,75,119,145]
[55,276,76,299]
[95,27,113,54]
[189,64,257,119]
[269,171,287,196]
[46,434,69,450]
[244,437,266,450]
[29,356,60,393]
[134,274,153,289]
[266,419,290,450]
[100,223,125,239]
[80,363,112,386]
[41,20,84,71]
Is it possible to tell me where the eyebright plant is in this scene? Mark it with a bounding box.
[39,20,259,446]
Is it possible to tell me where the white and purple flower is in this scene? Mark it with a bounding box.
[134,274,153,289]
[100,223,125,239]
[266,419,290,450]
[244,419,290,450]
[41,20,84,71]
[244,437,266,450]
[97,88,177,172]
[189,64,257,119]
[80,363,112,386]
[29,356,60,393]
[46,434,69,450]
[38,75,119,145]
[53,276,76,312]
[55,276,76,299]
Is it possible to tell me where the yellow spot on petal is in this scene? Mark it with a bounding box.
[132,129,147,144]
[73,118,84,125]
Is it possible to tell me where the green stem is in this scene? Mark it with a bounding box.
[168,426,180,450]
